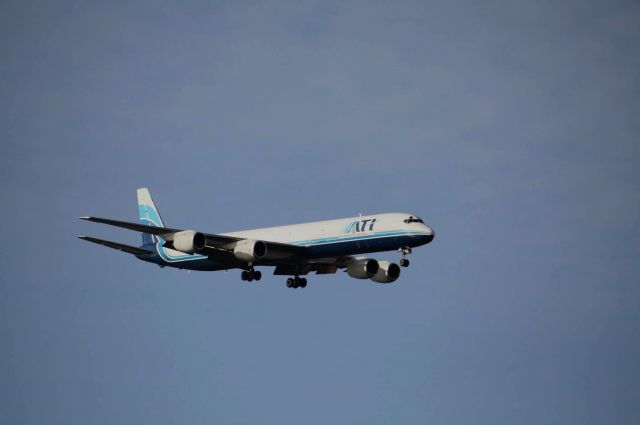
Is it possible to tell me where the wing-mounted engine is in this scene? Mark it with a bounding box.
[370,260,401,283]
[234,239,267,263]
[172,230,206,253]
[346,258,379,279]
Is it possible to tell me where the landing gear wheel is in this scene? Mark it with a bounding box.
[242,268,261,282]
[399,246,412,268]
[286,276,308,288]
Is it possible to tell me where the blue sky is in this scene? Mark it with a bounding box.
[1,1,639,424]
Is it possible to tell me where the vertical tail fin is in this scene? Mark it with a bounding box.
[137,188,165,246]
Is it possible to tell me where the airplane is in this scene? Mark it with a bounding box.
[79,188,435,288]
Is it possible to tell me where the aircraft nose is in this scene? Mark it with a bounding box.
[423,226,435,244]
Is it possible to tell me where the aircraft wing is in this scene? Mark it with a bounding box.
[79,216,307,260]
[78,236,154,256]
[79,216,181,235]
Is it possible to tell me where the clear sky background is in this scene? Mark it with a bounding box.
[1,1,639,424]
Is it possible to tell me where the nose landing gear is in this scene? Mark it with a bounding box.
[399,246,412,267]
[286,276,307,288]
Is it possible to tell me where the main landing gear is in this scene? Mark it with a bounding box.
[399,246,412,268]
[286,276,307,289]
[241,268,262,282]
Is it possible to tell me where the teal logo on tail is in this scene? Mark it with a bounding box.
[137,188,165,246]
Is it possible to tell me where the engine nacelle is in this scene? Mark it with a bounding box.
[172,230,206,254]
[347,258,379,279]
[371,261,401,283]
[233,239,267,263]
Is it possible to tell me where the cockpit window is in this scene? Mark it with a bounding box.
[404,216,424,224]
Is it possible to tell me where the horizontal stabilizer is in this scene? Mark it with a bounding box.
[78,236,153,256]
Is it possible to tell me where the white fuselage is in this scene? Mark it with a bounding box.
[155,212,433,267]
[223,212,433,248]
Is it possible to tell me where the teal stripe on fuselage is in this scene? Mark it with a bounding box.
[290,230,429,247]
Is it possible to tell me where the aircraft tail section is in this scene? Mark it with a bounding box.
[137,187,165,246]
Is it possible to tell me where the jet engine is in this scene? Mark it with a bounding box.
[234,239,267,263]
[172,230,206,254]
[347,258,379,279]
[370,261,401,283]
